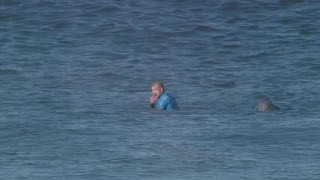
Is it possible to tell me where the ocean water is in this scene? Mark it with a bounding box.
[1,0,320,179]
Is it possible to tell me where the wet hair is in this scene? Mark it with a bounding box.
[151,81,165,92]
[151,81,165,91]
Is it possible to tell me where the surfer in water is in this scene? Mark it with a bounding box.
[149,81,179,111]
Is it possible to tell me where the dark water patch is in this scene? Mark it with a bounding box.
[109,24,137,34]
[98,72,129,81]
[275,17,301,26]
[220,43,241,49]
[242,51,271,60]
[95,22,117,34]
[0,11,19,21]
[278,0,306,6]
[220,1,261,14]
[309,65,320,72]
[224,16,246,24]
[87,3,121,14]
[94,72,146,92]
[0,1,22,6]
[221,1,247,11]
[193,25,218,33]
[197,59,226,67]
[10,44,50,54]
[292,58,320,77]
[94,50,128,60]
[298,23,319,36]
[0,69,20,76]
[44,19,74,31]
[211,80,236,88]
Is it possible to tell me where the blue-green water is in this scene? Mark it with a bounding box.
[1,1,320,179]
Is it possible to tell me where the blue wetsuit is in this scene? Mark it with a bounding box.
[152,92,179,111]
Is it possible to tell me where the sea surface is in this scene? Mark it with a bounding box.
[1,0,320,179]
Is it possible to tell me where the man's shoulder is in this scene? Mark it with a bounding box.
[160,92,176,101]
[160,92,172,98]
[157,92,179,110]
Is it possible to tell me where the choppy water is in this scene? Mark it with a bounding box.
[1,0,320,179]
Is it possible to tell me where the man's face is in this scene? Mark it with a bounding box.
[151,85,163,97]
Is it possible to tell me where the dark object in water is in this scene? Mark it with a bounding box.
[255,98,280,112]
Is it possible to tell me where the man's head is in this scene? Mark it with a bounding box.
[151,81,165,97]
